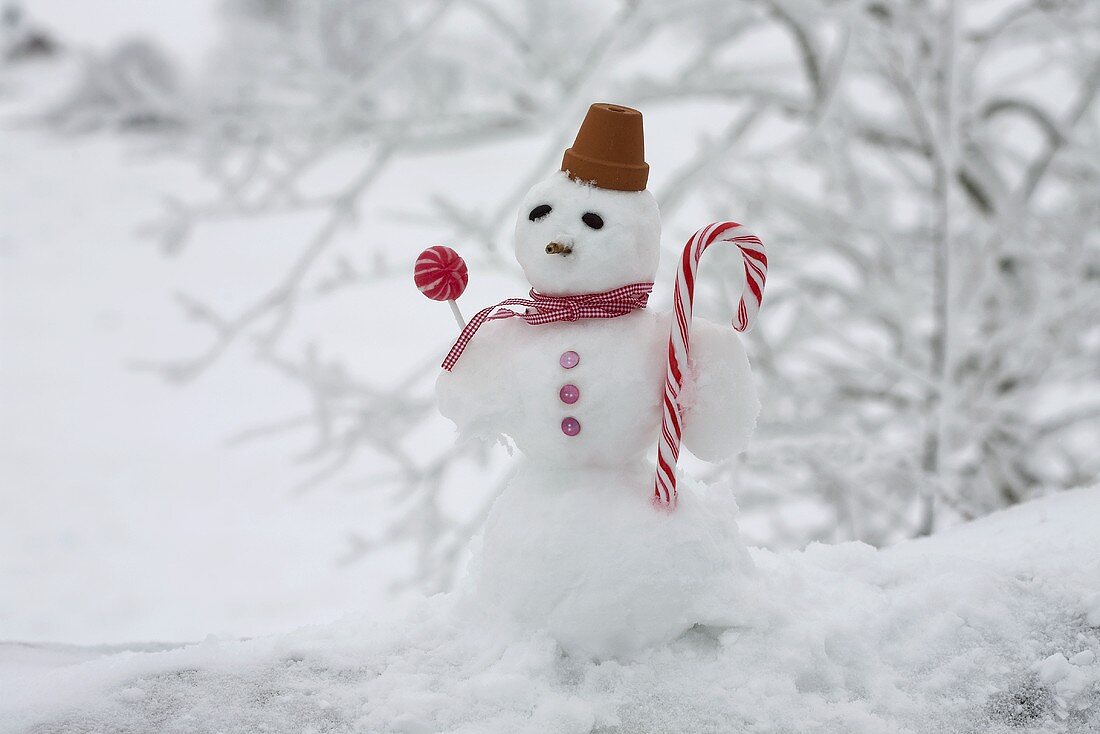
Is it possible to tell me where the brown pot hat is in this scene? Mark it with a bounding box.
[561,103,649,192]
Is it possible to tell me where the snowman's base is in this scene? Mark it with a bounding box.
[455,462,754,660]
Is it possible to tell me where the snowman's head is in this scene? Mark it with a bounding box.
[514,171,661,296]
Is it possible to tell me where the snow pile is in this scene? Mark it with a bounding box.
[3,486,1098,734]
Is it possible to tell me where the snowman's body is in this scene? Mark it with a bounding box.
[437,165,758,659]
[438,312,662,467]
[438,310,757,469]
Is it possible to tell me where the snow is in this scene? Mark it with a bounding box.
[2,486,1097,733]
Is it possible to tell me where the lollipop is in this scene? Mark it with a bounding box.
[414,245,469,328]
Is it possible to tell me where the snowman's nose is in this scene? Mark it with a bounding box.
[545,241,573,255]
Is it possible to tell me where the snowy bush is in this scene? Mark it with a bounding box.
[1,3,57,63]
[43,39,184,133]
[144,0,1100,589]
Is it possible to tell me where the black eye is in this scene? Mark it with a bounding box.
[528,204,552,221]
[582,212,604,229]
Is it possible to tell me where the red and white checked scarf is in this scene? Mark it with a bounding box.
[654,221,767,509]
[441,282,653,371]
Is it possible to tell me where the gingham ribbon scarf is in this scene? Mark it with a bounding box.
[441,282,653,371]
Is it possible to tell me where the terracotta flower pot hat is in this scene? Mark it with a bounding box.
[561,103,649,192]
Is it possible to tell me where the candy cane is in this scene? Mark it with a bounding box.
[654,221,767,509]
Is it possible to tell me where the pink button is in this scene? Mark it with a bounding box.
[561,417,581,436]
[559,350,580,369]
[559,384,580,404]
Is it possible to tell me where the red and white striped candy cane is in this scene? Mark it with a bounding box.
[654,221,767,509]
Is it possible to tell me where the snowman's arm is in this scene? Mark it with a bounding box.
[678,319,760,463]
[435,325,508,442]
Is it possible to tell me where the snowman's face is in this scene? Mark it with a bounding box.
[514,172,661,296]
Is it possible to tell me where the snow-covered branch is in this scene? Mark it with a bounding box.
[145,0,1100,585]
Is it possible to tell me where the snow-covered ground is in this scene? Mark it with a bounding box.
[3,486,1098,733]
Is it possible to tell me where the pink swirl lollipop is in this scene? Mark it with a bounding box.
[415,246,468,301]
[414,245,468,327]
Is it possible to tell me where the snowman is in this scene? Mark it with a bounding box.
[430,104,764,659]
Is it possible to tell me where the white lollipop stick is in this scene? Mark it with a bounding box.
[447,299,466,329]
